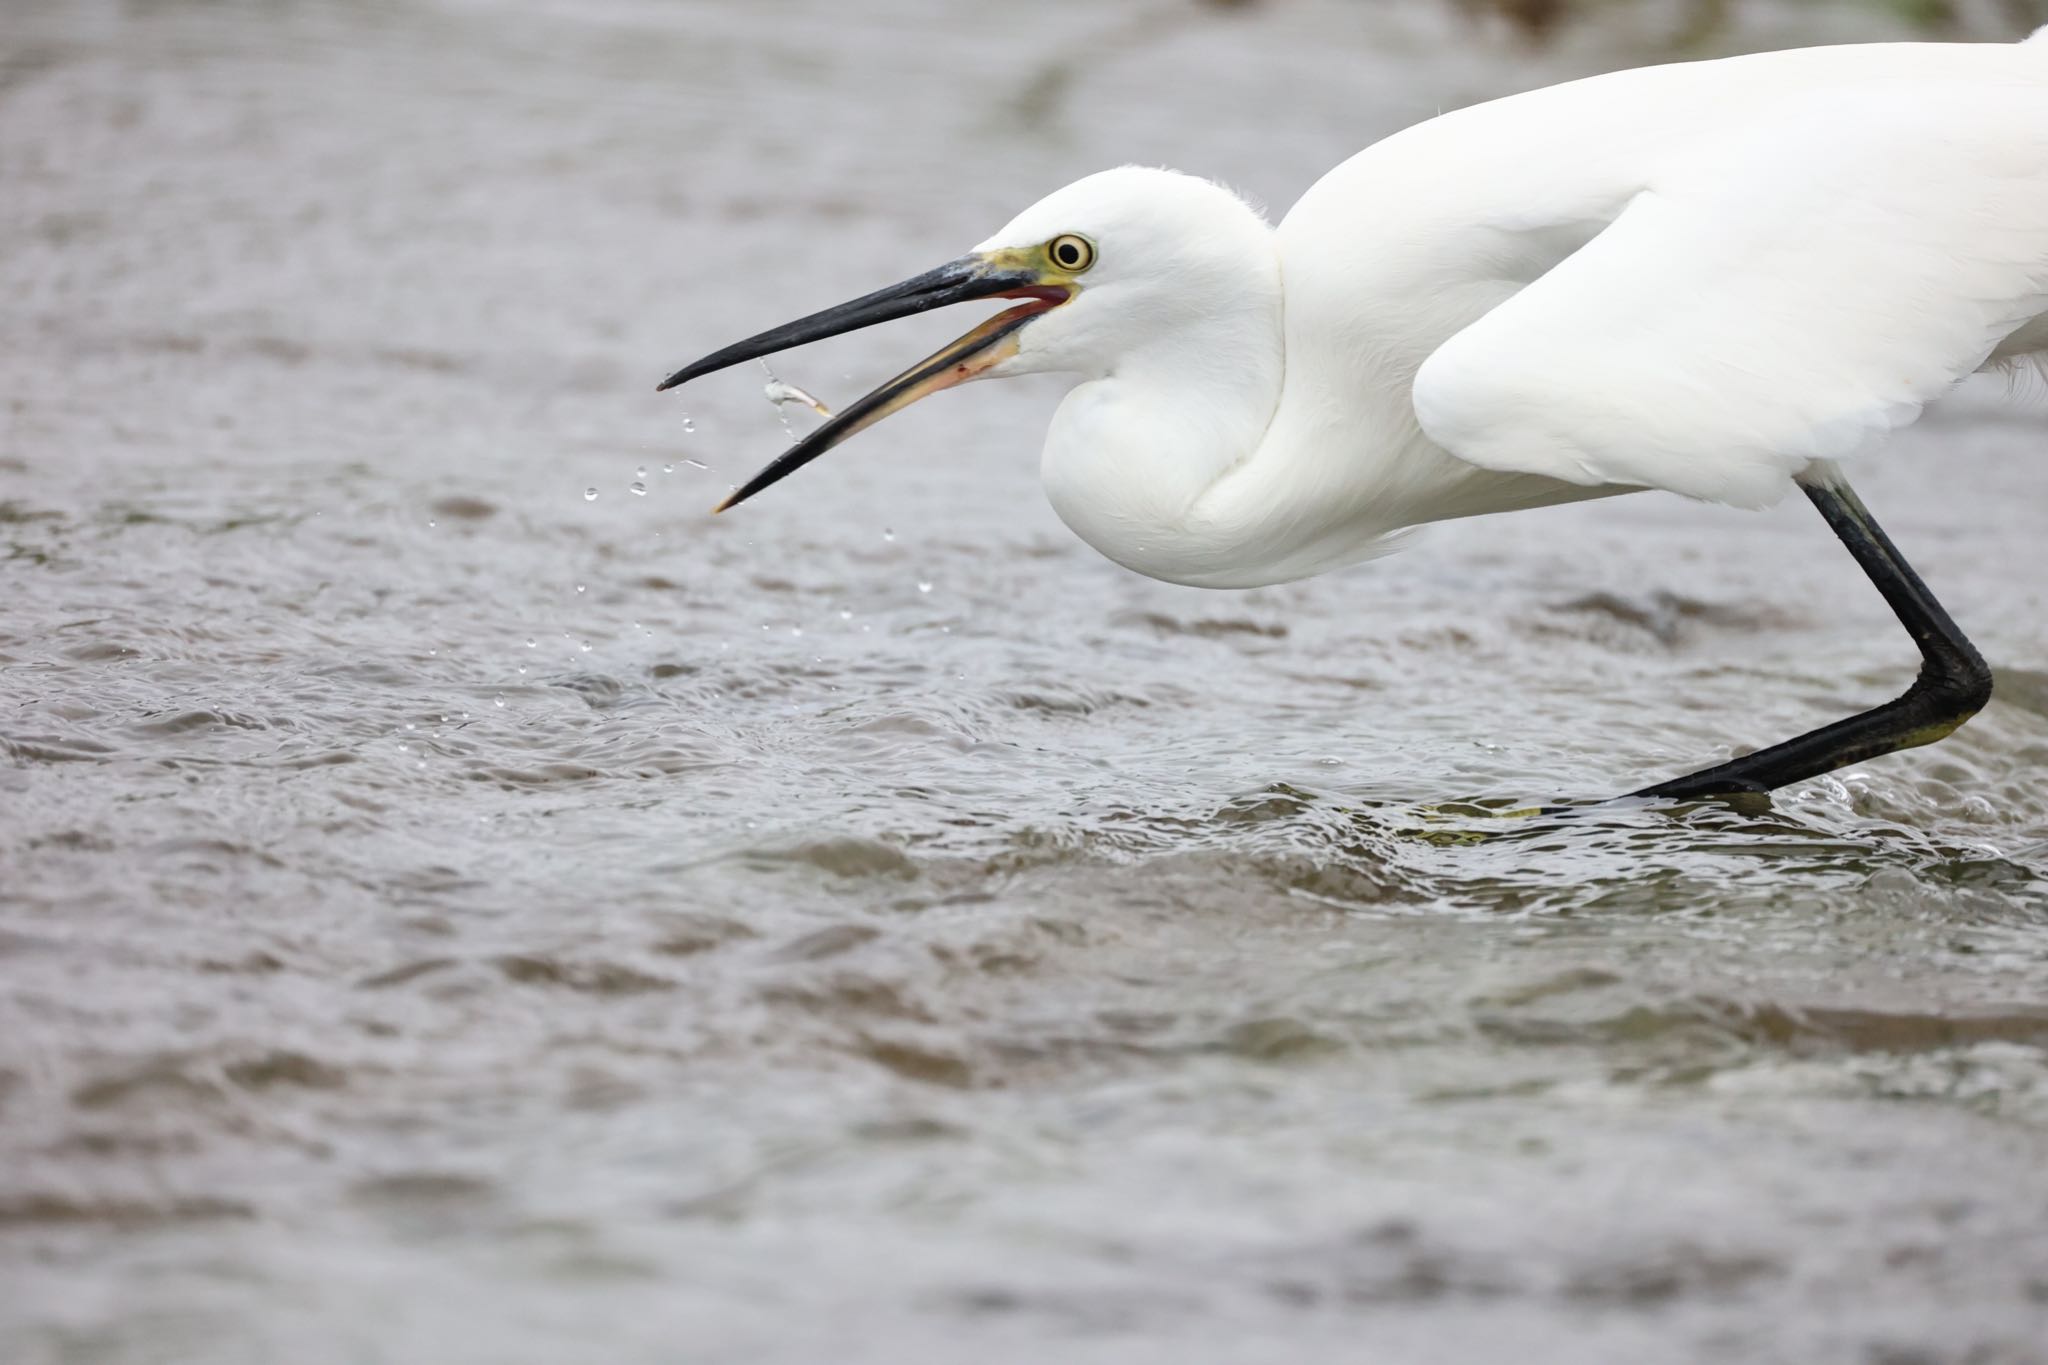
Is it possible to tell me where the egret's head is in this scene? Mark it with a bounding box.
[656,167,1270,512]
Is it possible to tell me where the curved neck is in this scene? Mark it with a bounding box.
[1038,288,1285,586]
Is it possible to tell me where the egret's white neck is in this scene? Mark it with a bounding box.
[1035,260,1617,590]
[1037,275,1286,585]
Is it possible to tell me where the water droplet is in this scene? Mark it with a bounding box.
[583,486,599,501]
[493,694,506,708]
[575,584,587,595]
[917,580,933,594]
[838,609,852,621]
[579,640,592,653]
[524,637,536,648]
[630,481,647,496]
[662,462,675,474]
[516,665,527,675]
[790,626,802,637]
[882,528,895,543]
[635,465,647,479]
[426,519,436,528]
[682,415,696,434]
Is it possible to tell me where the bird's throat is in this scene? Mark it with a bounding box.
[1039,354,1286,588]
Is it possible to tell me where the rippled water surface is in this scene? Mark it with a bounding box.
[6,1,2048,1360]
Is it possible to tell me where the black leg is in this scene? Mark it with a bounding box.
[1629,474,1992,801]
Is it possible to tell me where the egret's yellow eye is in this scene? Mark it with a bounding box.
[1048,234,1095,273]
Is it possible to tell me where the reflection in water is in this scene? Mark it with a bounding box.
[2,1,2047,1361]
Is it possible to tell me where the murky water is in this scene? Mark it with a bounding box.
[5,1,2048,1360]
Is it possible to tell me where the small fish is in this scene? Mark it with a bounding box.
[757,359,834,417]
[762,377,833,418]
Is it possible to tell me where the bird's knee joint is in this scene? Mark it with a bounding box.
[1937,661,1993,715]
[1908,656,1993,733]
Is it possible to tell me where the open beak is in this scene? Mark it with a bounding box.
[655,254,1071,512]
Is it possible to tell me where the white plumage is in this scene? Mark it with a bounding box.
[1409,43,2048,508]
[664,33,2043,797]
[973,37,2048,587]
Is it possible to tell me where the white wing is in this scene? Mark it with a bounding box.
[1411,82,2048,508]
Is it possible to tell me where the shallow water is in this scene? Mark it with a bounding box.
[4,1,2048,1361]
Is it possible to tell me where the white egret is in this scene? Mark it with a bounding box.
[659,34,2048,800]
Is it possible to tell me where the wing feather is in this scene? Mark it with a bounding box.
[1412,85,2048,507]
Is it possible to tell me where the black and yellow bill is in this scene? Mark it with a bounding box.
[655,249,1076,512]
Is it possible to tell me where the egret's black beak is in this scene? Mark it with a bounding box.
[656,254,1070,512]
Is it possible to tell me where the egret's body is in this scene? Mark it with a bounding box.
[661,34,2048,798]
[1038,37,2048,586]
